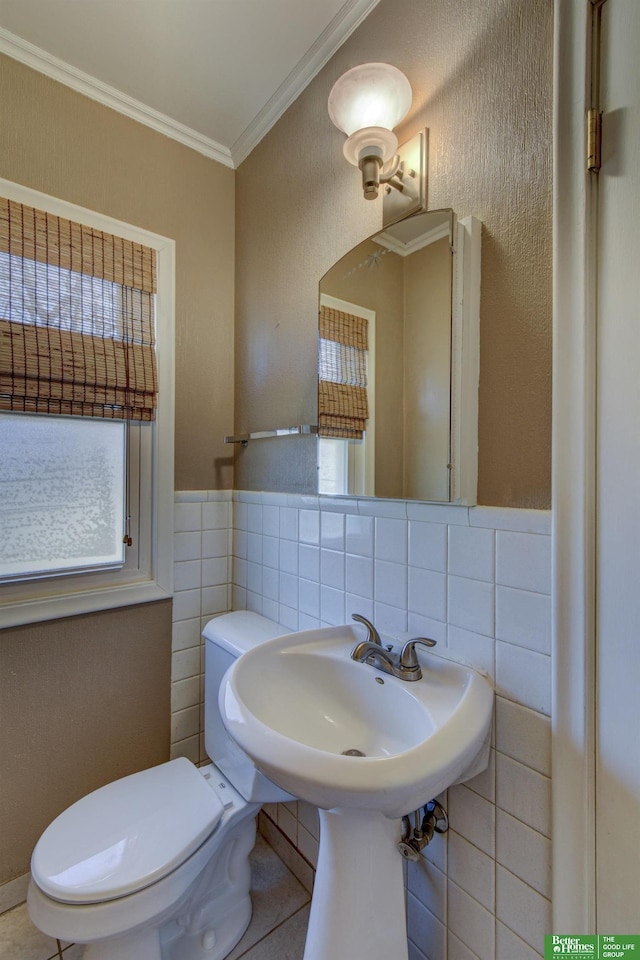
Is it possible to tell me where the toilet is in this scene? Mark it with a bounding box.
[27,611,293,960]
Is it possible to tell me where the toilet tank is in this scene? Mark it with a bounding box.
[202,611,293,803]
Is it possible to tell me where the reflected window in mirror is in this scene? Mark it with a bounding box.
[318,297,375,496]
[318,210,456,502]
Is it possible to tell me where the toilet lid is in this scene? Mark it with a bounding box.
[31,758,225,904]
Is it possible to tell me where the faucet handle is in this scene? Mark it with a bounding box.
[399,637,437,670]
[351,613,382,646]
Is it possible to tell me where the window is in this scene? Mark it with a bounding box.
[0,180,174,627]
[317,296,375,496]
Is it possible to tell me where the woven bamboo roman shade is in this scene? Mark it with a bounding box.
[0,197,157,421]
[318,304,369,439]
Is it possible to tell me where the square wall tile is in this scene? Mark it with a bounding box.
[407,613,447,647]
[320,549,345,589]
[448,932,481,960]
[448,576,494,637]
[262,504,280,538]
[408,520,447,572]
[262,566,279,601]
[373,600,407,635]
[447,785,495,858]
[406,895,446,960]
[172,588,201,622]
[171,675,200,712]
[298,579,320,617]
[407,856,446,921]
[202,557,228,587]
[496,531,551,594]
[496,808,552,898]
[496,642,551,715]
[496,921,542,960]
[232,557,247,588]
[262,536,279,569]
[408,568,446,621]
[202,585,228,617]
[174,531,201,562]
[279,506,299,541]
[448,525,495,582]
[171,646,200,682]
[203,500,230,530]
[299,508,320,545]
[279,572,298,609]
[247,502,262,533]
[279,604,299,631]
[299,544,320,582]
[496,586,551,655]
[320,585,345,625]
[171,704,199,742]
[447,626,495,678]
[496,865,551,952]
[279,539,298,574]
[448,830,495,912]
[233,500,248,531]
[345,554,373,599]
[374,559,407,608]
[320,511,345,550]
[174,501,201,532]
[375,517,408,563]
[448,881,495,960]
[345,513,374,556]
[495,698,551,777]
[496,754,551,838]
[171,617,202,652]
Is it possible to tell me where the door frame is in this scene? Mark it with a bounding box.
[552,0,599,931]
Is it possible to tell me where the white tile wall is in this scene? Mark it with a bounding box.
[172,490,552,959]
[171,491,233,764]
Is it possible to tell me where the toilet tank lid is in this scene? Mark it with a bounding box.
[31,758,225,904]
[202,610,290,656]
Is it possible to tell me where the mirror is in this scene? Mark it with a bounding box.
[317,209,480,503]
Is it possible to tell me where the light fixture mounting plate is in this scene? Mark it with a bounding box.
[382,129,428,228]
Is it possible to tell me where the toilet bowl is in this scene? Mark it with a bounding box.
[27,612,292,960]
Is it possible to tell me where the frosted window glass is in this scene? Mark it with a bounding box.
[0,414,126,579]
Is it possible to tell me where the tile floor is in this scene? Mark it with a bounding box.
[0,835,310,960]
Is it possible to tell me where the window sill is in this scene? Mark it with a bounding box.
[0,581,172,630]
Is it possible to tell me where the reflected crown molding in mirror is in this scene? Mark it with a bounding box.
[317,209,481,505]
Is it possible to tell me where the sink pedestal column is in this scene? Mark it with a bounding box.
[303,807,408,960]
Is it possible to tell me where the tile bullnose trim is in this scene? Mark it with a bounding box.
[470,506,551,535]
[0,873,30,915]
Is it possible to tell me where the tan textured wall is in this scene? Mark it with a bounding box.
[0,601,172,883]
[0,55,234,884]
[0,53,235,493]
[235,0,553,507]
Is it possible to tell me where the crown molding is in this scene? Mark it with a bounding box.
[0,27,234,168]
[229,0,383,166]
[1,0,382,171]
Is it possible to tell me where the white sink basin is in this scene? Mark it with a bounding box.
[221,624,493,819]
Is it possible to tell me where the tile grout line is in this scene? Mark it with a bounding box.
[232,901,310,960]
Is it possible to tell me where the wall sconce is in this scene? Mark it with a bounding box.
[328,62,413,201]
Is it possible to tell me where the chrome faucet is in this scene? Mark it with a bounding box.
[351,613,383,647]
[350,614,437,681]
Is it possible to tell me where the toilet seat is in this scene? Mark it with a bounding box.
[31,758,224,905]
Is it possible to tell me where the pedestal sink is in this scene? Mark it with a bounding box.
[220,624,493,960]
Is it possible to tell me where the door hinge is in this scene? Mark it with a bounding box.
[587,108,602,173]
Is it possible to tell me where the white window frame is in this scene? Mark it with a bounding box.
[0,179,174,628]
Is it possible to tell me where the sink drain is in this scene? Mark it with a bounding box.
[342,748,366,756]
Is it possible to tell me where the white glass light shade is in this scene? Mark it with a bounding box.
[328,63,412,138]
